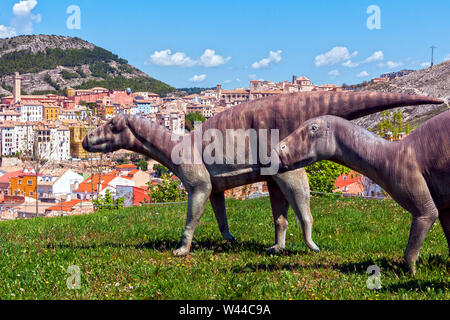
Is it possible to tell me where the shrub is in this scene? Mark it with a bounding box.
[147,173,187,203]
[305,160,350,194]
[92,189,124,211]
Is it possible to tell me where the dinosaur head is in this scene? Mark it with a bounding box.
[82,115,131,153]
[276,116,336,170]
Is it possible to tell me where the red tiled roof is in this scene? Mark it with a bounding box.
[133,187,150,205]
[74,174,117,193]
[46,199,82,212]
[127,169,139,176]
[0,170,23,183]
[116,164,137,169]
[334,171,360,188]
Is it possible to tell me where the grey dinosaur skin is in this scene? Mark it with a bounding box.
[276,111,450,274]
[82,91,444,256]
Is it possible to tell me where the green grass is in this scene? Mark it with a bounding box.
[0,196,448,300]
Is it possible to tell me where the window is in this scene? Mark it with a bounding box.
[28,180,33,186]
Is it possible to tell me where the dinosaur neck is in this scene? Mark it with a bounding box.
[125,116,183,174]
[331,122,395,186]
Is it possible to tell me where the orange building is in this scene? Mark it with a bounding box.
[43,104,60,121]
[10,173,38,198]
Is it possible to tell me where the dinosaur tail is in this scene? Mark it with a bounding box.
[324,91,444,120]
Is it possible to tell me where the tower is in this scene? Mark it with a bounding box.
[13,72,22,104]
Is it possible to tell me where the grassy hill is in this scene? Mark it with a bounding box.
[0,196,448,300]
[0,35,176,97]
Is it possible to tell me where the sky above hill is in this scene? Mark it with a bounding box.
[1,0,449,89]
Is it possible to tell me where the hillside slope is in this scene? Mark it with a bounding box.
[0,35,175,97]
[353,61,450,129]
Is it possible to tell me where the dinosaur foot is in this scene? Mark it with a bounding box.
[173,247,190,256]
[222,233,236,242]
[267,244,285,255]
[307,242,321,252]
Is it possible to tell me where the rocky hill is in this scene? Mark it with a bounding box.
[353,60,450,129]
[0,35,176,97]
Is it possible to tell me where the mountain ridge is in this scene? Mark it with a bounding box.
[0,35,176,97]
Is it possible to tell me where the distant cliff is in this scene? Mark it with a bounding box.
[0,35,176,97]
[353,61,450,129]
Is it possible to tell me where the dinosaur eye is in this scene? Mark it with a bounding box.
[280,145,287,151]
[311,124,319,132]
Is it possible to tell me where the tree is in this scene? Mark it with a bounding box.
[305,160,350,194]
[153,163,169,177]
[137,159,148,171]
[185,111,206,131]
[376,110,411,140]
[147,174,187,203]
[92,189,124,211]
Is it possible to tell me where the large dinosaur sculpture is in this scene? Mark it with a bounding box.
[82,91,444,256]
[275,111,450,274]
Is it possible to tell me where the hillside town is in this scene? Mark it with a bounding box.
[0,71,394,221]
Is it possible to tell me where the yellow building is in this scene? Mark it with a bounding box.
[10,173,37,198]
[70,126,89,159]
[43,104,60,122]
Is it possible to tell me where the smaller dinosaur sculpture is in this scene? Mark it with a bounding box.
[275,111,450,274]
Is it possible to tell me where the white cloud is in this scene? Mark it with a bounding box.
[236,78,241,82]
[149,49,196,67]
[189,74,207,83]
[248,74,257,79]
[0,25,17,38]
[223,79,232,84]
[13,0,38,15]
[420,62,431,68]
[328,69,340,78]
[444,54,450,61]
[378,60,403,69]
[364,51,384,63]
[315,47,358,67]
[251,50,282,69]
[0,0,41,37]
[357,70,370,77]
[342,60,359,68]
[148,49,230,68]
[199,49,231,67]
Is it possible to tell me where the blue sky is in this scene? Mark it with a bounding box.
[1,0,449,89]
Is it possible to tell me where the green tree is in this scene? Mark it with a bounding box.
[153,164,169,177]
[376,110,411,140]
[185,111,206,131]
[137,159,148,171]
[147,174,187,203]
[92,189,124,211]
[305,160,350,194]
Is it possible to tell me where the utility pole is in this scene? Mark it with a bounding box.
[430,46,437,68]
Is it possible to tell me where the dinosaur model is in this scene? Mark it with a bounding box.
[275,110,450,274]
[82,91,443,256]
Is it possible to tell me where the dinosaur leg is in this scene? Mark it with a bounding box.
[210,191,235,241]
[267,179,289,254]
[174,182,212,256]
[404,198,439,275]
[272,169,320,252]
[438,210,450,255]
